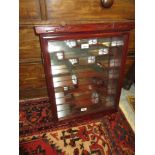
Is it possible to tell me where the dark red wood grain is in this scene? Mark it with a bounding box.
[35,22,134,123]
[35,22,134,34]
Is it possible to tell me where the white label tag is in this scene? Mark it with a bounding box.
[81,108,87,111]
[81,44,89,49]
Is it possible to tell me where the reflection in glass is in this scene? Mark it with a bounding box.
[48,44,61,53]
[65,40,76,48]
[111,40,124,46]
[69,58,79,65]
[106,96,114,107]
[92,77,104,86]
[110,59,121,67]
[47,36,124,118]
[72,74,78,85]
[109,69,119,79]
[91,92,99,104]
[56,52,64,60]
[101,42,111,47]
[89,39,97,45]
[88,56,95,64]
[98,48,109,55]
[63,86,68,91]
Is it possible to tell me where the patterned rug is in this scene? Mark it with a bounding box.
[19,109,135,155]
[19,98,54,135]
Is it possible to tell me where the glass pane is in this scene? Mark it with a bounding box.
[48,36,124,119]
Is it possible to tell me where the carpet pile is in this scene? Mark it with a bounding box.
[20,109,135,155]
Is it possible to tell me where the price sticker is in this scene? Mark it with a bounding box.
[81,108,87,111]
[81,44,89,49]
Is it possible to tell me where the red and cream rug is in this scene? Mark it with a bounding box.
[19,109,135,155]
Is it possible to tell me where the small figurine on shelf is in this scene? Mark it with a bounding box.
[65,40,77,48]
[71,74,78,88]
[88,39,97,45]
[98,48,109,55]
[55,51,64,60]
[69,58,79,65]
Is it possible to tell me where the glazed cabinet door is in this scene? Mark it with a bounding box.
[39,32,128,121]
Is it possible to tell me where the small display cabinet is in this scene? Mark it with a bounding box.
[35,23,134,123]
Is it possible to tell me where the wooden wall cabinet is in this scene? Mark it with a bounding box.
[46,0,134,21]
[19,0,42,21]
[35,22,134,123]
[20,0,134,24]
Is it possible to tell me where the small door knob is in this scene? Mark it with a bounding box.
[101,0,114,8]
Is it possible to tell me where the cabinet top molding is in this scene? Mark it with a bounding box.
[35,22,134,35]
